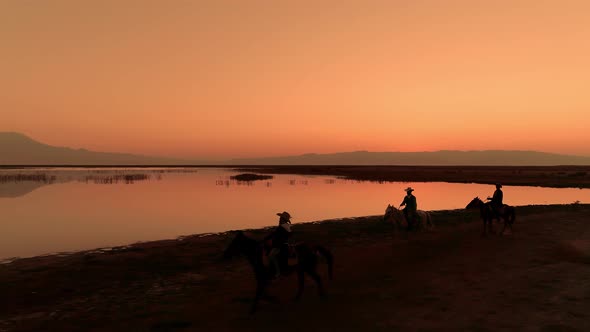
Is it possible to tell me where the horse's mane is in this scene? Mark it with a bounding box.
[466,196,485,209]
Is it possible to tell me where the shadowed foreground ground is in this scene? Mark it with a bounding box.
[1,204,589,331]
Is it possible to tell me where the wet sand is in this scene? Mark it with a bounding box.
[1,204,589,331]
[236,165,590,188]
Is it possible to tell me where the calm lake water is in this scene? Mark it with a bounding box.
[1,167,589,259]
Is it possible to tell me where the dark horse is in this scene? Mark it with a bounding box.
[466,197,516,236]
[223,231,333,313]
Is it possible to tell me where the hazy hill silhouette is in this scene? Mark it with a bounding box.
[0,181,47,198]
[228,150,590,166]
[0,132,191,165]
[2,132,590,166]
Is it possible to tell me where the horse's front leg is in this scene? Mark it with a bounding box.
[500,216,508,235]
[488,216,497,234]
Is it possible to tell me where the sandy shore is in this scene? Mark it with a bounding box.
[1,204,589,331]
[236,165,590,188]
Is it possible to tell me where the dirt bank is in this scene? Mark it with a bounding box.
[1,204,589,331]
[236,165,590,188]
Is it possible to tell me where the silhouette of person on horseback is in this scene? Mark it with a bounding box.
[264,211,293,279]
[399,187,417,230]
[486,183,504,218]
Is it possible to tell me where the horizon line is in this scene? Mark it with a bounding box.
[3,131,590,159]
[2,164,590,169]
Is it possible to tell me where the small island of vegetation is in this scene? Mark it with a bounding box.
[229,173,274,182]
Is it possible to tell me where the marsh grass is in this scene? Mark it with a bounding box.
[81,174,151,184]
[0,174,57,183]
[0,169,191,185]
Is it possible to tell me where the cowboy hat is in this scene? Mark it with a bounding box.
[404,187,414,192]
[276,211,292,222]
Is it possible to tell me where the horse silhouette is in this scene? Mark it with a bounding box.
[466,197,515,236]
[223,230,333,313]
[383,204,434,230]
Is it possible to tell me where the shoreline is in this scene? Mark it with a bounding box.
[0,202,584,265]
[0,213,386,265]
[1,203,586,265]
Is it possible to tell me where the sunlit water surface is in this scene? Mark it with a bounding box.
[1,167,588,259]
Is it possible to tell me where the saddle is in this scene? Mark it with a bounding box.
[486,204,506,218]
[288,243,305,258]
[264,241,297,258]
[404,209,420,224]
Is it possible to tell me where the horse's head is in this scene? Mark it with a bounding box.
[223,230,246,259]
[384,204,403,222]
[466,196,483,209]
[384,204,394,221]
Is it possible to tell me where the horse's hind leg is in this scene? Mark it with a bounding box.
[307,269,325,297]
[250,281,265,314]
[294,267,305,301]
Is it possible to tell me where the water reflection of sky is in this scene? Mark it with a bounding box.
[1,168,589,259]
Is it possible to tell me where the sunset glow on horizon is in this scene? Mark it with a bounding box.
[2,1,590,159]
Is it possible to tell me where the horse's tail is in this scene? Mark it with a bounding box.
[315,245,333,280]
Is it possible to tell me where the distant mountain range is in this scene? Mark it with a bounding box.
[1,132,590,166]
[227,150,590,166]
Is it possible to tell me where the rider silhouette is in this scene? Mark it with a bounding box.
[487,183,504,218]
[399,187,417,230]
[264,211,293,278]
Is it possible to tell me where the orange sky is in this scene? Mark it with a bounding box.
[1,0,589,159]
